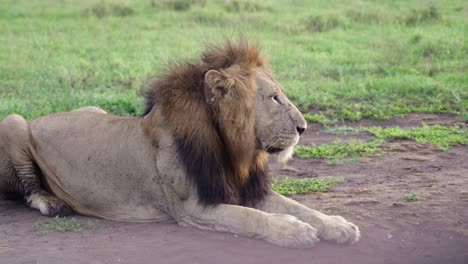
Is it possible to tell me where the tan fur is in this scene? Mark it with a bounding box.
[0,40,360,247]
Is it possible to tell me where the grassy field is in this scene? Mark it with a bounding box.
[0,0,466,122]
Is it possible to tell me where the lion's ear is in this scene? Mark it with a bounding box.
[205,70,229,98]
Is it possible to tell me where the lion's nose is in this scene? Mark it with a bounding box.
[297,126,306,135]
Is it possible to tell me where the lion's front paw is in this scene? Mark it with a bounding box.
[319,215,360,244]
[264,214,320,248]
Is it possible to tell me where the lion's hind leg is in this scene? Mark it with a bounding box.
[0,114,72,217]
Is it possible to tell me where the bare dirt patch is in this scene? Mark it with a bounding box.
[1,114,467,264]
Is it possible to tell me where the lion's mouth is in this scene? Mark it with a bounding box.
[266,147,284,154]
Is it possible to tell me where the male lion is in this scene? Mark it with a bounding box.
[0,40,359,248]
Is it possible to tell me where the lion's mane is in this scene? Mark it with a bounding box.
[142,40,270,206]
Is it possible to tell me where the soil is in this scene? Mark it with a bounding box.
[1,113,467,264]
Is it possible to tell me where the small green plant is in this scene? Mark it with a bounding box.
[402,193,424,202]
[365,125,467,150]
[294,139,384,159]
[35,217,97,232]
[272,177,342,196]
[304,113,334,125]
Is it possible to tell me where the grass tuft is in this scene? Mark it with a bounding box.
[402,193,424,202]
[364,125,467,150]
[294,139,384,159]
[304,113,334,125]
[34,217,97,232]
[272,177,342,196]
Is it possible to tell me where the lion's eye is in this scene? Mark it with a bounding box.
[272,95,281,105]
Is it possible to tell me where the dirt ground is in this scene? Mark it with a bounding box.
[1,114,467,264]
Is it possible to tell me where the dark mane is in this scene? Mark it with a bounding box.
[142,40,270,206]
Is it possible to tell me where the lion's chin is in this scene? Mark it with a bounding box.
[276,146,295,165]
[273,135,299,165]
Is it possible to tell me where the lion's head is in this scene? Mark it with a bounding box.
[143,40,306,206]
[253,67,307,161]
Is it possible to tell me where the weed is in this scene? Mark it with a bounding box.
[402,193,424,202]
[272,177,342,196]
[294,140,384,159]
[34,217,97,232]
[365,125,468,150]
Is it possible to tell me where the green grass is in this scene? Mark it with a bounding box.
[365,125,468,150]
[34,217,97,232]
[0,0,466,122]
[402,193,424,202]
[294,139,384,159]
[272,177,341,195]
[462,112,468,122]
[295,124,466,163]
